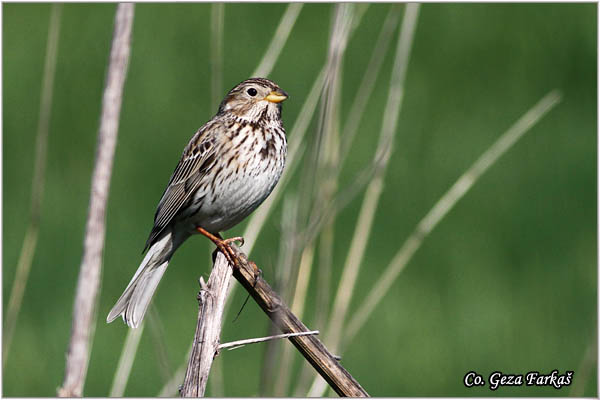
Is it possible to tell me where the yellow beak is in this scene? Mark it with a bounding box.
[265,89,288,103]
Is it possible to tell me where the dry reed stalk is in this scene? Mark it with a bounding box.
[219,330,319,350]
[181,253,234,397]
[3,4,62,366]
[59,4,134,396]
[229,245,368,397]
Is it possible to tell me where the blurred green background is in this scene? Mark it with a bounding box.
[3,3,596,397]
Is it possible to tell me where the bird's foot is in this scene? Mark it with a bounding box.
[197,226,243,267]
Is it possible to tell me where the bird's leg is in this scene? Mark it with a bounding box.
[196,226,243,267]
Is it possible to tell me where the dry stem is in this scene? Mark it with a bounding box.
[219,330,319,351]
[229,245,369,397]
[181,253,234,397]
[58,4,134,396]
[181,244,368,397]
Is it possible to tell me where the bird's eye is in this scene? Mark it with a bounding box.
[247,88,258,97]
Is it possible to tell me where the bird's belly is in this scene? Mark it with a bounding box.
[186,148,285,234]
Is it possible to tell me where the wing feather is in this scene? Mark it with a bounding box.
[143,122,223,251]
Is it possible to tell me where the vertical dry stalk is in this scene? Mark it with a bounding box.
[116,5,227,395]
[3,3,62,366]
[181,253,234,397]
[58,4,134,397]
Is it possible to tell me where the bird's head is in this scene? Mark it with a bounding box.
[218,78,288,122]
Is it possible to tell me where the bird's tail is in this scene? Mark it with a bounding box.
[107,232,176,328]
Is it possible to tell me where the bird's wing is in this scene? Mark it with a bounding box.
[143,121,222,251]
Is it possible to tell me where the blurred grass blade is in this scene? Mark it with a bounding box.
[303,3,398,241]
[272,5,356,393]
[309,0,355,334]
[3,3,62,367]
[252,3,303,78]
[271,196,302,395]
[569,337,596,396]
[338,4,402,169]
[350,3,370,32]
[157,346,190,396]
[286,5,356,397]
[109,323,145,396]
[306,4,420,397]
[345,89,563,346]
[207,356,225,397]
[210,3,224,110]
[147,308,173,384]
[273,243,315,395]
[262,195,300,396]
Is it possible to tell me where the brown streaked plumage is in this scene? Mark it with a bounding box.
[107,78,288,328]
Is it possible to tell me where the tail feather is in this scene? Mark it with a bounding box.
[107,232,175,328]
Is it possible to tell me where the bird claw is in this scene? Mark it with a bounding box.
[222,236,244,247]
[196,226,244,267]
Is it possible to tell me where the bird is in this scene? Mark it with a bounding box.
[107,78,288,328]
